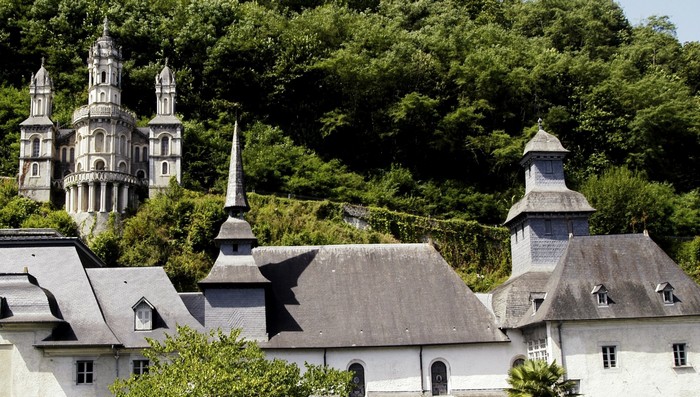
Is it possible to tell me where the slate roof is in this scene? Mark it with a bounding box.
[489,271,552,328]
[179,292,205,325]
[255,244,509,348]
[519,234,700,327]
[223,122,249,214]
[505,190,594,224]
[0,235,119,347]
[214,216,256,242]
[0,273,64,324]
[522,129,568,156]
[87,267,203,348]
[20,116,53,126]
[199,253,270,285]
[148,115,181,125]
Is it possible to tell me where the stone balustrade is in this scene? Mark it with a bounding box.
[63,170,145,189]
[72,104,136,125]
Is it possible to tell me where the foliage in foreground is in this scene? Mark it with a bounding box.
[110,326,352,397]
[0,179,78,237]
[506,360,579,397]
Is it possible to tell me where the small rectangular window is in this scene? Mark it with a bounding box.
[602,346,617,368]
[544,219,552,236]
[673,343,687,366]
[545,160,553,174]
[663,290,673,304]
[135,307,153,331]
[133,359,149,376]
[597,292,608,306]
[76,360,94,384]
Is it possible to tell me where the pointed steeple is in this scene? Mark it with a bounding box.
[199,121,269,342]
[224,121,250,217]
[87,17,122,105]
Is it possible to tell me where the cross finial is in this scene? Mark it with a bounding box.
[537,118,543,130]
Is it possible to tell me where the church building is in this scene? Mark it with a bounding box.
[18,19,182,234]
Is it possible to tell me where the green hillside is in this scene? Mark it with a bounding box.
[0,0,698,290]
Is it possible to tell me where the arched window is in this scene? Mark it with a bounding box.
[101,71,106,83]
[348,363,365,397]
[512,357,526,368]
[70,148,75,162]
[100,92,105,102]
[94,160,105,171]
[94,131,104,152]
[37,99,43,115]
[163,98,169,114]
[119,135,126,155]
[160,136,170,156]
[134,147,140,162]
[31,163,39,176]
[118,162,127,173]
[136,170,146,179]
[61,148,67,163]
[142,147,148,161]
[32,138,40,157]
[77,162,83,172]
[161,161,169,175]
[431,361,448,396]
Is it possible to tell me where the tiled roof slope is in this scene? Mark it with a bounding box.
[520,234,700,326]
[87,267,203,348]
[505,190,594,224]
[255,244,509,348]
[489,272,551,328]
[0,273,64,324]
[522,129,568,156]
[0,237,119,347]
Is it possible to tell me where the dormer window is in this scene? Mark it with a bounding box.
[530,292,546,314]
[592,284,609,307]
[656,282,675,305]
[132,297,155,331]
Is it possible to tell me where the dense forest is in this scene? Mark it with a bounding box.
[0,0,698,290]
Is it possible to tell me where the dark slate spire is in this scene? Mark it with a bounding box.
[224,121,250,217]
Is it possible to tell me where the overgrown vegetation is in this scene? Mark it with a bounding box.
[0,1,698,291]
[0,0,699,224]
[0,179,78,236]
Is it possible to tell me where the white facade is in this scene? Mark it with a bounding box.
[0,329,147,397]
[551,318,700,396]
[267,339,526,396]
[17,19,182,235]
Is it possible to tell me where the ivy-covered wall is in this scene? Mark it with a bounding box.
[247,194,511,292]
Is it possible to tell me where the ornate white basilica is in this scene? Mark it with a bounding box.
[18,19,182,233]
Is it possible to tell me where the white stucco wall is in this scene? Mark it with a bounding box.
[266,339,525,396]
[0,330,145,397]
[550,318,700,397]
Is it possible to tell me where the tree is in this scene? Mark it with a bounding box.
[506,359,579,397]
[110,326,352,397]
[581,167,676,236]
